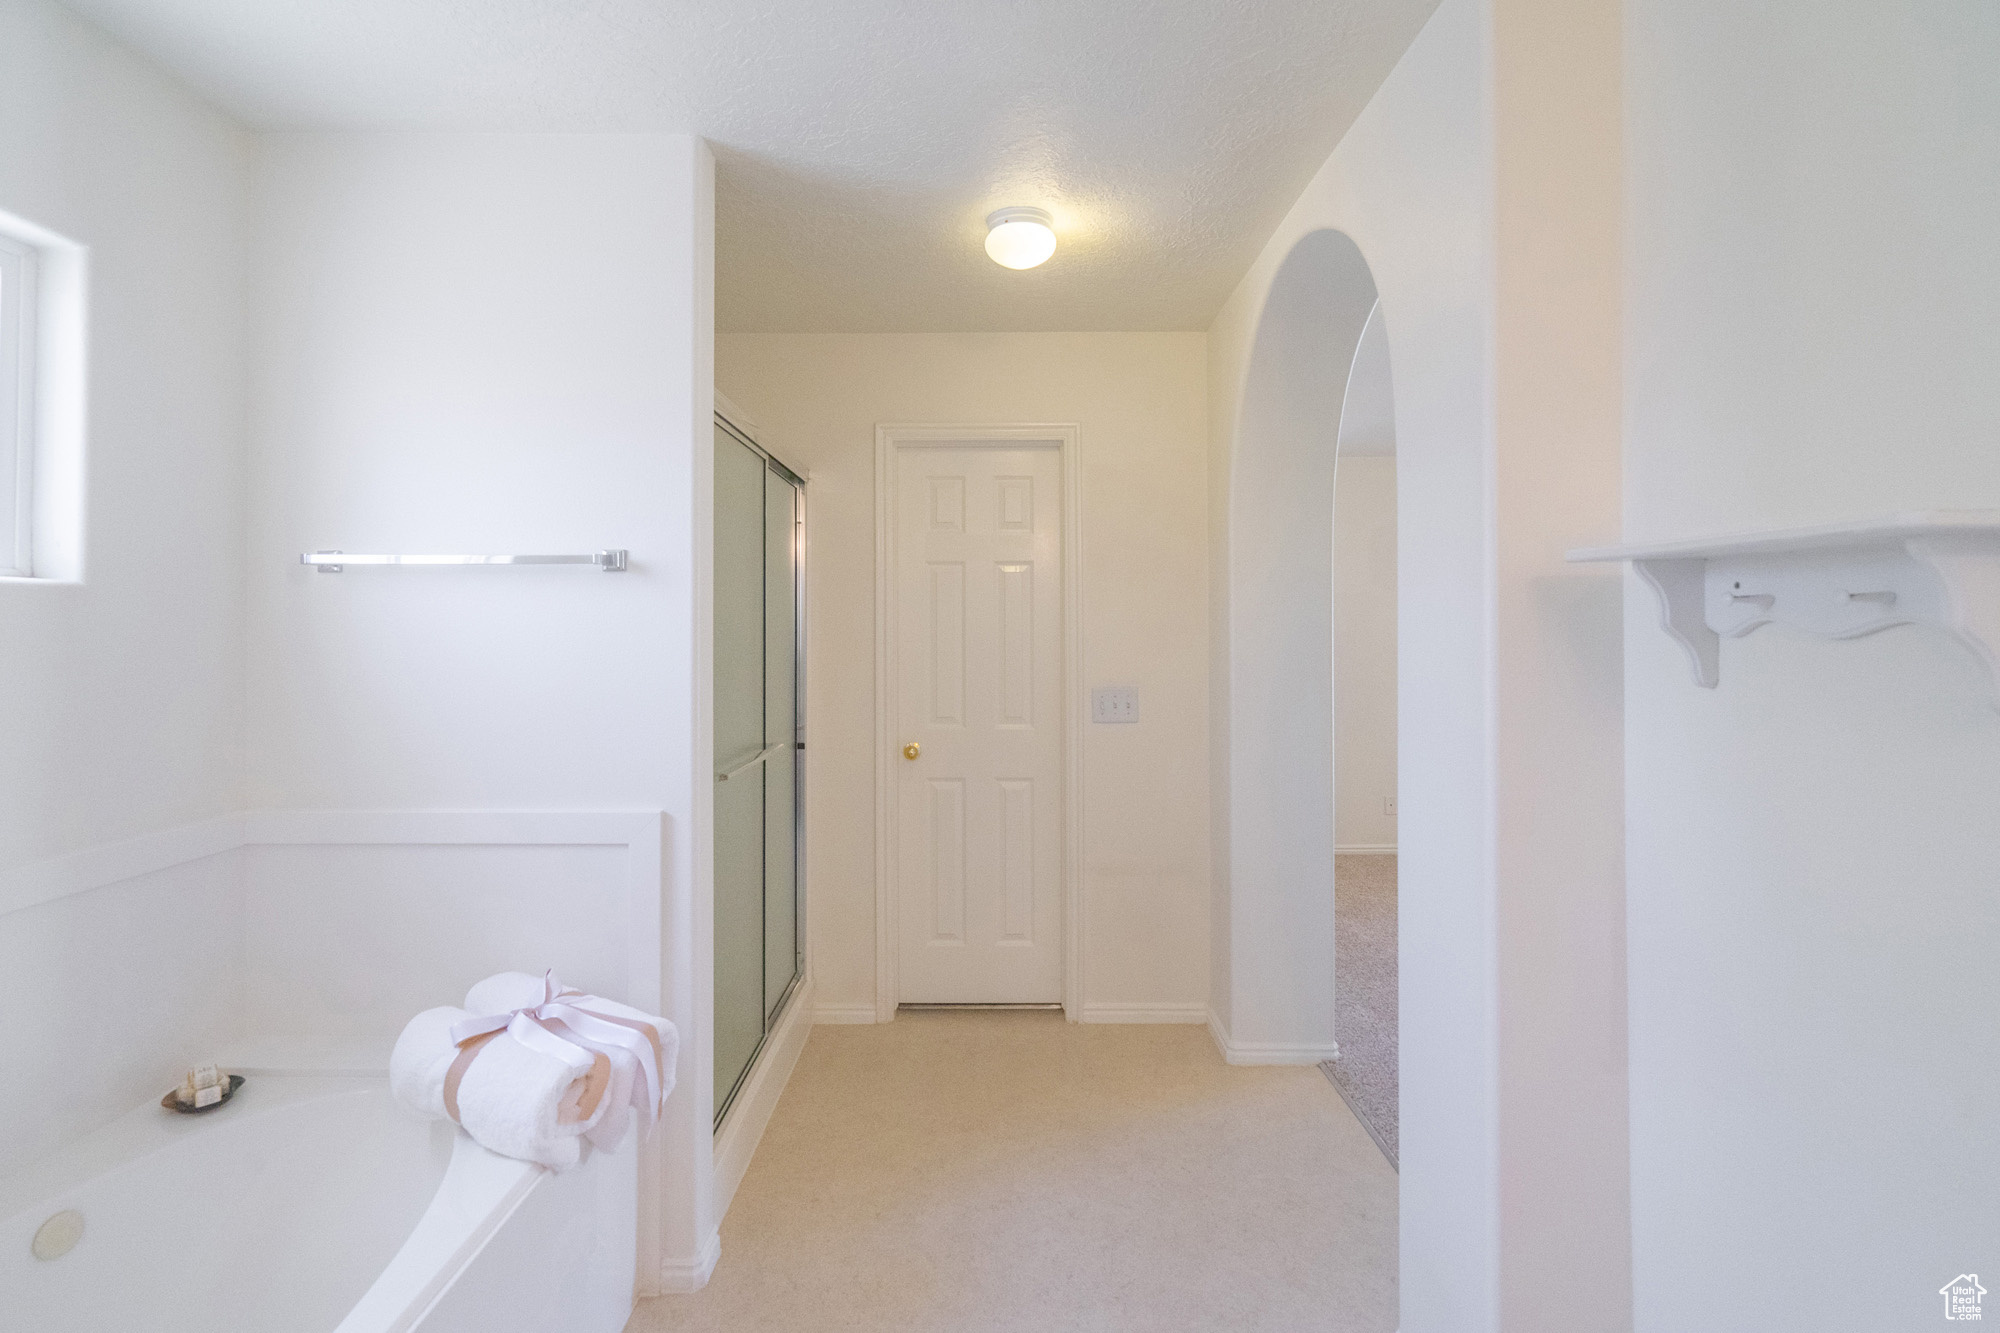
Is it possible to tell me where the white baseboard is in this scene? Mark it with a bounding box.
[1206,1010,1339,1066]
[1078,1002,1208,1024]
[812,1002,880,1024]
[1222,1040,1340,1065]
[1335,843,1398,855]
[713,974,816,1222]
[1206,1010,1230,1060]
[657,1230,721,1294]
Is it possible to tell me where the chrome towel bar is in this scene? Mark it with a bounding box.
[301,549,628,573]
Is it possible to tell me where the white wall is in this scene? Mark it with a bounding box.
[1623,3,2000,1328]
[1333,454,1397,851]
[244,131,717,1289]
[1207,0,1626,1327]
[240,843,630,1042]
[0,0,248,870]
[245,132,706,813]
[0,0,248,1179]
[714,333,1210,1022]
[1489,0,1628,1324]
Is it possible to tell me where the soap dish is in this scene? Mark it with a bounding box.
[162,1074,244,1114]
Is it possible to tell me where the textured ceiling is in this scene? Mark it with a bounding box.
[61,0,1440,332]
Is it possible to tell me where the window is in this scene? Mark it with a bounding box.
[0,232,35,577]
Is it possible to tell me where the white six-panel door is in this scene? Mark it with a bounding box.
[894,445,1064,1003]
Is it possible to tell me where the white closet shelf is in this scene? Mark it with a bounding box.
[1567,510,2000,703]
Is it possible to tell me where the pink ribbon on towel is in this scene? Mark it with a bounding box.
[444,971,668,1134]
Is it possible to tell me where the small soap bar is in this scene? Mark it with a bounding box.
[179,1063,228,1109]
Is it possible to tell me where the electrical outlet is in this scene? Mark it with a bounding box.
[1091,685,1139,723]
[1383,796,1397,816]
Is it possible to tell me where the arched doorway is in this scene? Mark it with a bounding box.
[1327,299,1400,1166]
[1214,228,1382,1060]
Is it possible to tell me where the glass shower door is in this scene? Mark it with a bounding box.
[713,416,804,1124]
[714,425,769,1117]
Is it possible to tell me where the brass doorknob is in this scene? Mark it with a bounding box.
[903,742,921,760]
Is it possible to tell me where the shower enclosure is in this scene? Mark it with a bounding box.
[713,410,804,1125]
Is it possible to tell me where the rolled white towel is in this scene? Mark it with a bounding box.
[464,971,547,1016]
[563,993,676,1152]
[463,973,679,1152]
[572,992,678,1149]
[452,1025,606,1170]
[390,997,611,1170]
[389,1006,468,1121]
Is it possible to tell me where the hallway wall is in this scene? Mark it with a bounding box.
[1206,0,1627,1326]
[714,332,1210,1023]
[1622,3,2000,1327]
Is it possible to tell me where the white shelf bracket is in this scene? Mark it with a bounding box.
[1906,535,2000,696]
[1633,557,1718,688]
[1570,511,2000,708]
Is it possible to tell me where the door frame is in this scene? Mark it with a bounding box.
[874,424,1083,1021]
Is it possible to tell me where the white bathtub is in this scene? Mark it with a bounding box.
[0,1072,635,1333]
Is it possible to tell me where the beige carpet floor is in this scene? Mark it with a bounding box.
[627,1011,1398,1333]
[1322,855,1398,1168]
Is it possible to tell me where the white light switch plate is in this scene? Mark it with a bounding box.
[1091,685,1139,723]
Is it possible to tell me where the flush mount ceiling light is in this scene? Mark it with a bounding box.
[984,207,1057,269]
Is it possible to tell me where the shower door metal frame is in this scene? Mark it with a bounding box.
[713,407,808,1128]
